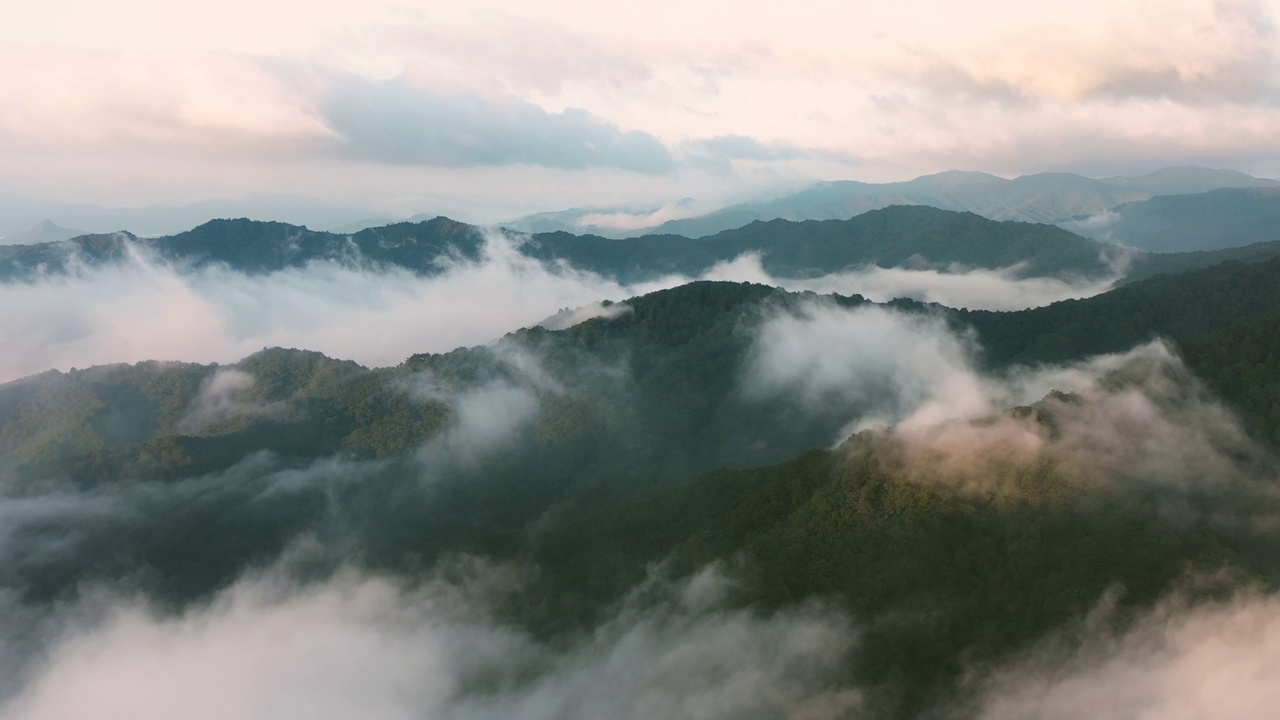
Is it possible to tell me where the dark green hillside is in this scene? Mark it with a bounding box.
[1181,312,1280,448]
[522,391,1279,717]
[962,255,1280,367]
[10,254,1280,607]
[7,262,1280,716]
[1121,239,1280,284]
[13,250,1280,502]
[703,205,1113,279]
[0,282,867,515]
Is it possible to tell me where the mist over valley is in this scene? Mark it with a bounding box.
[6,1,1280,717]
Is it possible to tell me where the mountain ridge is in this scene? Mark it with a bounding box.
[504,166,1280,238]
[0,205,1124,284]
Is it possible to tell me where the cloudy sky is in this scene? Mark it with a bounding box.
[4,0,1279,222]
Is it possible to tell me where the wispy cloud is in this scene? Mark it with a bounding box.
[0,562,857,720]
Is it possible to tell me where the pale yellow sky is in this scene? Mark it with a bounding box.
[2,0,1278,220]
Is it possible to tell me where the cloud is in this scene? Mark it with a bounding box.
[176,368,256,434]
[887,342,1276,499]
[401,344,564,465]
[322,77,676,173]
[0,233,674,383]
[0,563,858,720]
[974,589,1280,720]
[742,301,989,438]
[742,297,1276,501]
[703,253,1121,311]
[6,0,1280,213]
[568,199,705,232]
[0,232,1126,384]
[539,301,633,330]
[677,135,824,174]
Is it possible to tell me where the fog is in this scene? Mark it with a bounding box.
[975,590,1280,720]
[745,298,1276,498]
[3,236,1275,718]
[0,563,857,720]
[0,233,1121,383]
[706,253,1121,311]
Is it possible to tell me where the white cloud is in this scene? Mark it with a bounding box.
[704,253,1120,311]
[976,590,1280,720]
[0,564,858,720]
[742,298,1274,499]
[0,234,1122,384]
[0,234,674,383]
[3,0,1278,213]
[176,368,256,433]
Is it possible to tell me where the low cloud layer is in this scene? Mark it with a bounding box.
[0,235,669,383]
[0,234,1121,384]
[976,590,1280,720]
[0,564,857,720]
[706,253,1121,311]
[176,368,257,433]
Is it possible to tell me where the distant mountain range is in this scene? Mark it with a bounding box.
[0,219,85,245]
[505,167,1280,238]
[10,204,1280,294]
[0,206,1124,285]
[1061,186,1280,252]
[0,194,401,239]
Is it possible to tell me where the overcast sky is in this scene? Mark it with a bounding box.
[4,0,1279,222]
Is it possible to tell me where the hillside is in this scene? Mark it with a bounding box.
[9,255,1280,717]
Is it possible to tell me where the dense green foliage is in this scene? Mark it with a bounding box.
[961,255,1280,367]
[522,421,1271,716]
[1181,312,1280,448]
[1121,239,1280,284]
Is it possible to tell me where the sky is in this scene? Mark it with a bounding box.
[3,0,1280,223]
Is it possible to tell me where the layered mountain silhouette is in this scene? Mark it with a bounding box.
[9,245,1280,718]
[505,166,1279,238]
[1062,186,1280,252]
[0,206,1123,284]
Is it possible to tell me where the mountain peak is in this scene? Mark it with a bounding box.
[1,219,87,245]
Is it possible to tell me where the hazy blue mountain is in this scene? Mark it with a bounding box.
[1062,186,1280,252]
[1120,239,1280,283]
[0,219,85,245]
[0,193,403,238]
[511,167,1279,238]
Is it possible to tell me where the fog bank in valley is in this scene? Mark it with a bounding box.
[0,233,1120,383]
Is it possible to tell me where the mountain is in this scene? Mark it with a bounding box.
[1118,239,1280,284]
[0,193,407,239]
[0,219,85,245]
[509,167,1279,238]
[0,206,1119,284]
[11,250,1280,528]
[1061,186,1280,252]
[525,399,1277,716]
[10,252,1280,717]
